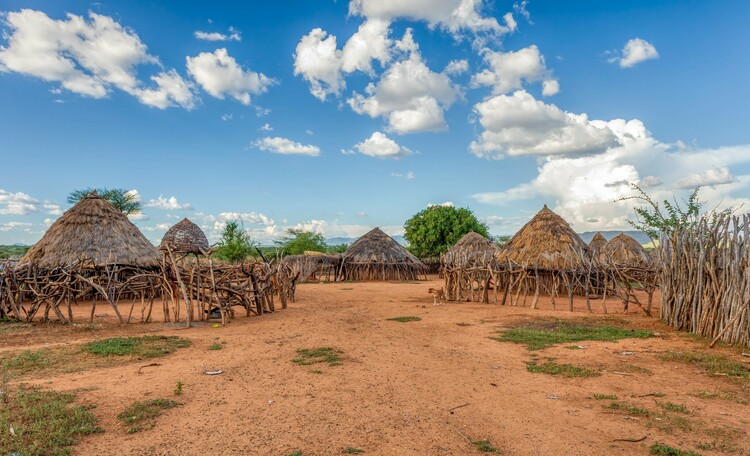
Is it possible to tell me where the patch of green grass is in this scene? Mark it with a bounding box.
[174,381,183,396]
[492,320,652,350]
[659,351,748,379]
[593,394,617,400]
[0,320,32,334]
[472,440,498,453]
[650,442,702,456]
[690,390,749,405]
[343,447,365,454]
[658,402,689,414]
[292,347,343,367]
[82,336,191,358]
[651,414,693,434]
[605,401,650,416]
[288,451,303,456]
[117,398,179,433]
[386,316,422,323]
[209,342,222,350]
[613,363,652,375]
[0,350,51,375]
[565,345,585,350]
[0,386,102,455]
[526,361,600,378]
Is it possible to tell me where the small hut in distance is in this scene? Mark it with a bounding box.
[338,227,426,281]
[160,218,210,255]
[588,232,607,259]
[442,231,499,302]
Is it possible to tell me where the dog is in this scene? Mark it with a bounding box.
[428,287,445,306]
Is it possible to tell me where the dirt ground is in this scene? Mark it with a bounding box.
[3,277,749,455]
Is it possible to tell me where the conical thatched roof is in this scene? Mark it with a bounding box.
[343,228,423,266]
[496,205,590,270]
[588,232,608,257]
[20,193,160,269]
[160,218,209,254]
[443,231,499,267]
[600,233,649,266]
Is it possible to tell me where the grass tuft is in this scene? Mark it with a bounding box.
[343,447,365,454]
[117,398,179,433]
[292,347,343,367]
[526,361,600,378]
[605,401,650,416]
[492,320,651,350]
[649,442,702,456]
[593,394,617,400]
[658,402,689,414]
[659,351,748,379]
[82,336,191,358]
[472,439,498,453]
[0,386,102,455]
[386,316,422,323]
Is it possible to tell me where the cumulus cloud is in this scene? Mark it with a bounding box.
[194,27,241,42]
[673,167,736,189]
[0,221,33,232]
[0,189,38,215]
[471,45,558,96]
[260,123,273,131]
[0,10,197,109]
[613,38,659,68]
[470,90,619,158]
[348,31,461,134]
[391,171,416,179]
[145,195,193,210]
[128,213,149,221]
[43,203,62,215]
[187,48,274,105]
[293,28,346,100]
[254,137,321,156]
[352,131,412,158]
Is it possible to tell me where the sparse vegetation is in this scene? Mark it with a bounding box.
[117,398,179,433]
[174,381,184,396]
[593,394,617,400]
[1,349,51,375]
[691,390,748,405]
[82,335,191,358]
[0,386,102,455]
[456,322,471,326]
[292,347,343,367]
[343,447,365,454]
[288,451,303,456]
[606,401,650,416]
[658,402,689,414]
[526,361,600,378]
[649,442,702,456]
[472,439,498,453]
[209,342,223,350]
[659,351,749,379]
[493,319,651,350]
[387,316,422,323]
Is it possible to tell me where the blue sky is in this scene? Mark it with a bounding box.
[1,0,749,245]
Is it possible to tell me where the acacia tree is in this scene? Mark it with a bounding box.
[275,229,327,256]
[68,187,141,215]
[215,220,256,263]
[404,205,490,258]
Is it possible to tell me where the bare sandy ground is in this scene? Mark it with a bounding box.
[3,277,749,455]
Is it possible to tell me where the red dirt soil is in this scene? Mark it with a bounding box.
[3,277,749,455]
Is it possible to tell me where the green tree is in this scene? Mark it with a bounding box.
[275,229,327,255]
[68,187,142,215]
[494,235,511,249]
[404,205,490,258]
[215,220,256,263]
[620,185,731,240]
[326,243,348,254]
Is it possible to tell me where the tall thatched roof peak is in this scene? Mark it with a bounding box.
[343,227,424,266]
[601,232,648,266]
[160,218,209,255]
[588,232,608,255]
[496,205,590,269]
[20,193,160,269]
[443,231,498,268]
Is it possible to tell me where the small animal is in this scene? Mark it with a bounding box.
[428,287,445,306]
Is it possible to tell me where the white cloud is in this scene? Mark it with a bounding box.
[0,10,196,109]
[0,189,38,215]
[221,113,233,121]
[513,1,532,24]
[640,175,663,188]
[348,31,461,134]
[186,48,274,105]
[445,59,469,75]
[260,123,273,131]
[293,28,345,101]
[43,203,62,215]
[194,27,241,42]
[427,201,454,207]
[128,213,149,221]
[145,195,193,210]
[0,221,32,232]
[341,19,392,74]
[470,90,619,159]
[254,137,321,156]
[673,167,736,189]
[352,131,412,158]
[471,45,557,96]
[391,171,416,179]
[125,189,141,202]
[614,38,659,68]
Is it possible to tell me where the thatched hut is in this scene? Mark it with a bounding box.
[7,193,162,323]
[282,253,341,283]
[442,232,499,302]
[160,218,209,255]
[338,227,426,281]
[495,205,592,309]
[588,232,607,259]
[600,233,648,266]
[600,233,657,315]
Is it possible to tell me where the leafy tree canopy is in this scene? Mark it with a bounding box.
[275,229,327,256]
[215,220,256,263]
[404,205,490,258]
[67,187,141,215]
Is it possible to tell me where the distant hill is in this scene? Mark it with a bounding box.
[578,231,654,246]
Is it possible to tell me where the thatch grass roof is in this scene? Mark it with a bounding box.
[601,233,649,266]
[443,231,498,267]
[588,232,607,254]
[343,228,424,266]
[160,218,209,254]
[20,193,160,268]
[496,205,590,270]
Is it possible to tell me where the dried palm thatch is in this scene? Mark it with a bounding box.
[20,193,160,268]
[160,218,209,255]
[339,227,426,281]
[588,232,607,258]
[281,253,340,283]
[442,231,499,302]
[600,233,649,266]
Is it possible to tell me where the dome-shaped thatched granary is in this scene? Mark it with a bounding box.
[497,205,590,270]
[588,232,607,258]
[160,218,209,255]
[442,231,499,302]
[443,232,498,268]
[600,233,649,266]
[339,227,426,281]
[20,193,160,269]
